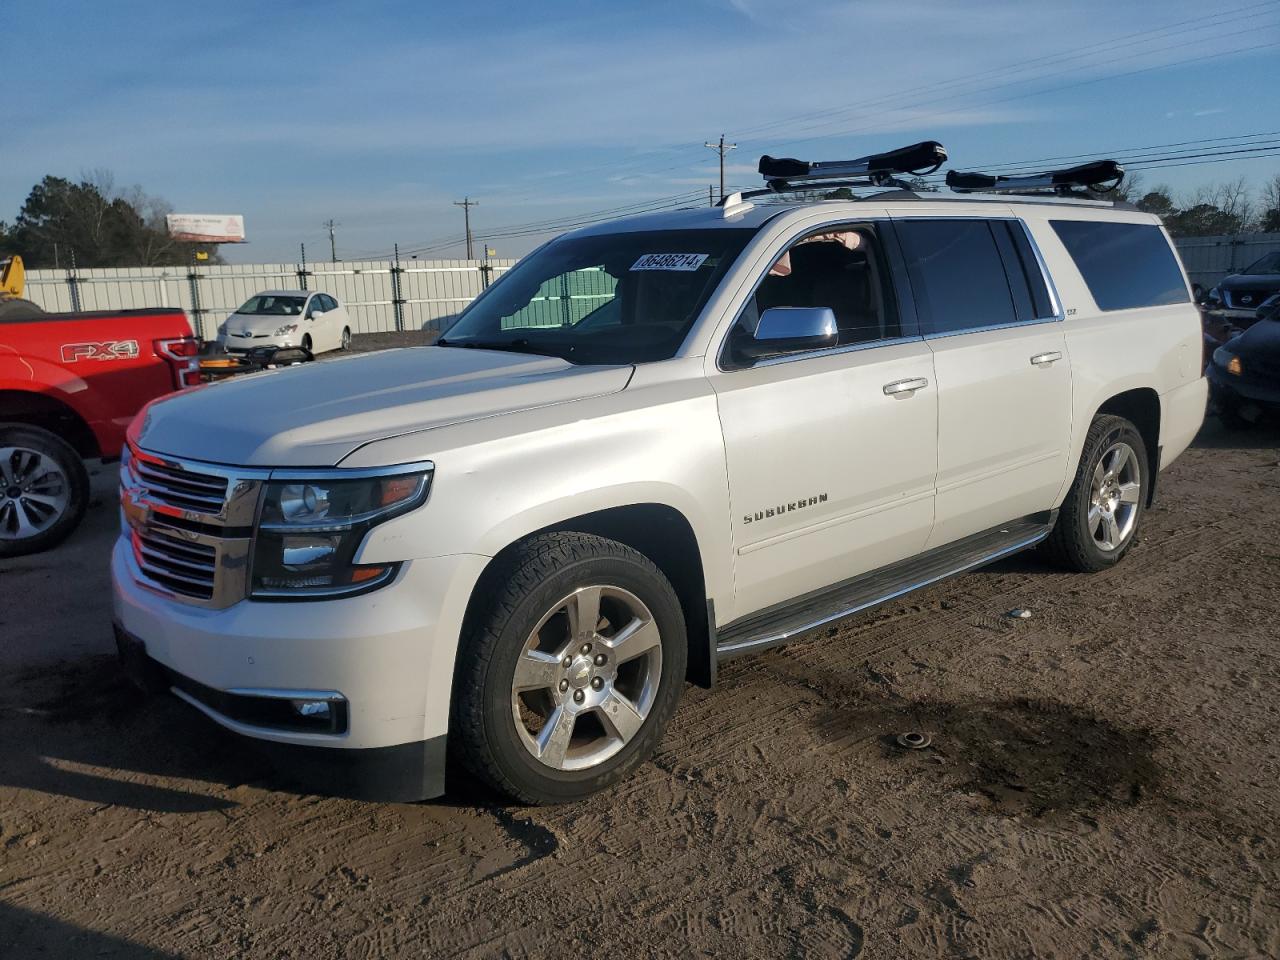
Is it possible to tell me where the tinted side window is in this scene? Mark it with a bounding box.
[1050,220,1188,311]
[895,220,1017,335]
[725,224,900,367]
[324,294,340,311]
[1008,223,1055,318]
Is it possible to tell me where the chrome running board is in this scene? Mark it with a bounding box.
[715,512,1055,660]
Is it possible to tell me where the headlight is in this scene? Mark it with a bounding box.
[250,467,432,599]
[274,323,299,336]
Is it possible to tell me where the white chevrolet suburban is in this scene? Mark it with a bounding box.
[113,147,1207,804]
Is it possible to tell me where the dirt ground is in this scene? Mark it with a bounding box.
[1,412,1278,959]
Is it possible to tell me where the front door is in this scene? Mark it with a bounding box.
[710,223,938,620]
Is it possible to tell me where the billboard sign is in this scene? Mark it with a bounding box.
[166,214,246,244]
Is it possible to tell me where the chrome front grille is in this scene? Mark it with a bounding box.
[132,522,218,600]
[131,457,228,515]
[121,444,270,608]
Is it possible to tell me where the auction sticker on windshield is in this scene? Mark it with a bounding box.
[631,253,709,271]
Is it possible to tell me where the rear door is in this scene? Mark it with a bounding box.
[891,216,1071,549]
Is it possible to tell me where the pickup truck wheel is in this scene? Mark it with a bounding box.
[1041,414,1148,573]
[0,299,46,321]
[451,532,687,804]
[0,425,89,558]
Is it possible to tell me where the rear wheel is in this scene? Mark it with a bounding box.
[451,532,687,804]
[0,424,89,558]
[1042,415,1148,573]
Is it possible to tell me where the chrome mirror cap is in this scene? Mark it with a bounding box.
[737,306,838,362]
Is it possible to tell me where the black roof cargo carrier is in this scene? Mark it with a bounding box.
[946,159,1124,196]
[756,140,947,191]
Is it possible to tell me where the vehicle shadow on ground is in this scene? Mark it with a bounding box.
[0,655,253,813]
[0,902,182,959]
[0,653,515,816]
[1191,414,1280,450]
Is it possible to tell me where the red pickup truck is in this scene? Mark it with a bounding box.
[1,308,198,556]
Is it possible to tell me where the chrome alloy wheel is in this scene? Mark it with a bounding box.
[0,446,71,542]
[511,585,663,772]
[341,327,352,350]
[1089,440,1141,552]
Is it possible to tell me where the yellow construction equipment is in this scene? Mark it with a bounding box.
[0,255,46,320]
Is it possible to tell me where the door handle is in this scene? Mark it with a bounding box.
[1030,351,1063,366]
[883,377,929,396]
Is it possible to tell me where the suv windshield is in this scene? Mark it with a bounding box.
[1242,252,1280,276]
[439,229,755,364]
[237,295,307,316]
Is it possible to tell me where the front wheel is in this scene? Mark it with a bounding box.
[340,327,352,351]
[1042,414,1148,573]
[0,424,89,558]
[301,333,313,353]
[451,532,687,804]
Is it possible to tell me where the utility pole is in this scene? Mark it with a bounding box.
[704,134,737,202]
[454,197,479,260]
[323,219,340,261]
[708,184,714,207]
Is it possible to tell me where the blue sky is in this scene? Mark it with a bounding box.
[4,0,1278,262]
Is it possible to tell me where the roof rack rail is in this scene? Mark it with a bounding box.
[755,140,947,193]
[945,159,1124,197]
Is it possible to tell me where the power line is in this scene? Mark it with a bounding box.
[356,132,1280,262]
[727,1,1279,143]
[474,1,1280,199]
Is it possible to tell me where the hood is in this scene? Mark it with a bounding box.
[222,312,291,336]
[1229,317,1280,365]
[1219,273,1280,294]
[138,347,634,466]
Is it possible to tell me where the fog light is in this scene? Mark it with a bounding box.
[1227,355,1243,376]
[292,700,332,719]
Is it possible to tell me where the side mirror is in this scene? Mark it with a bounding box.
[309,308,325,320]
[737,307,838,361]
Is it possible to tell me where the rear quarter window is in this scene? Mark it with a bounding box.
[1050,220,1188,311]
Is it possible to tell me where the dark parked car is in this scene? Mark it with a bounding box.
[1207,294,1280,428]
[1203,252,1280,322]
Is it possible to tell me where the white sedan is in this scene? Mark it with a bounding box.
[218,290,352,354]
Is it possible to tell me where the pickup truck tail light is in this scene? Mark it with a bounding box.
[155,337,201,388]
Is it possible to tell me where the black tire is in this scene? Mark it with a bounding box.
[301,333,313,352]
[1216,392,1254,432]
[0,299,47,322]
[341,327,352,351]
[1041,415,1149,573]
[0,424,90,558]
[451,531,687,805]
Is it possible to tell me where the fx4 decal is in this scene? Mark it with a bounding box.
[60,340,140,362]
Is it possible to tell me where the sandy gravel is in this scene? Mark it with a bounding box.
[1,408,1278,958]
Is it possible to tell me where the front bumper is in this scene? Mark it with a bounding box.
[112,535,489,800]
[1207,362,1280,408]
